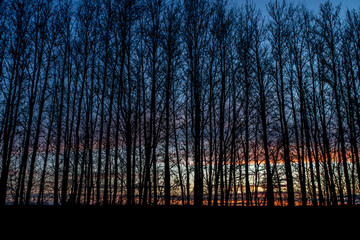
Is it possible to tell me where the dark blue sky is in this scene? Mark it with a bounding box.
[231,0,360,16]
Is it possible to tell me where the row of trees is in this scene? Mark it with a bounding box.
[0,0,360,207]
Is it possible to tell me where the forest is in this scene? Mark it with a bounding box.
[0,0,360,208]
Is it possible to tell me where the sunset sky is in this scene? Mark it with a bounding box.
[2,0,360,208]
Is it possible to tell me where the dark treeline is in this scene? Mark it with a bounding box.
[1,0,360,207]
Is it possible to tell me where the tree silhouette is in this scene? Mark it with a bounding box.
[0,0,359,207]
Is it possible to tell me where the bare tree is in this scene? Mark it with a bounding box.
[315,1,352,205]
[267,0,295,207]
[183,0,211,207]
[0,0,359,207]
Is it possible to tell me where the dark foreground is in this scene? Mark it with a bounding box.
[2,204,360,219]
[3,203,360,213]
[2,205,359,235]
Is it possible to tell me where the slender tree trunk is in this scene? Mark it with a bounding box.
[308,48,325,206]
[54,24,70,205]
[289,69,306,206]
[38,98,55,205]
[25,43,53,205]
[319,71,338,205]
[256,55,274,206]
[185,82,190,206]
[164,56,171,206]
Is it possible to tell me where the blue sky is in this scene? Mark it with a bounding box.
[230,0,360,16]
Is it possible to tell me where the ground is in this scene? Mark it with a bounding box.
[2,205,359,234]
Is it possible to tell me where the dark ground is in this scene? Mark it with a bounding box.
[1,205,359,236]
[2,204,359,220]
